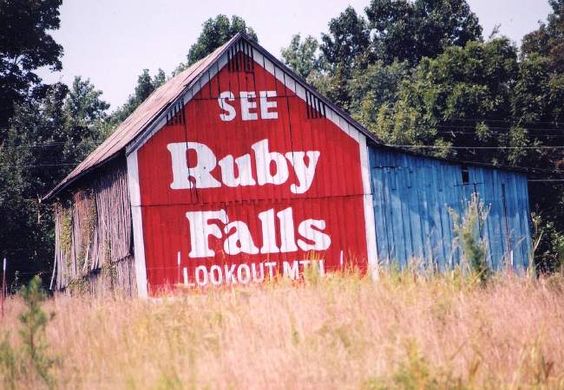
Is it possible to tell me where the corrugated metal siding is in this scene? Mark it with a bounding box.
[369,146,531,271]
[134,50,371,294]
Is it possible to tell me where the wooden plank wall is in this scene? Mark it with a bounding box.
[52,157,136,296]
[369,147,531,271]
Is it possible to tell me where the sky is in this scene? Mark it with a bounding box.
[40,0,553,109]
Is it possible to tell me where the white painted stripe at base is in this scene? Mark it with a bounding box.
[359,136,379,279]
[127,150,149,298]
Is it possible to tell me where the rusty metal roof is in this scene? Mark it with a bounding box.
[46,33,521,201]
[44,35,238,200]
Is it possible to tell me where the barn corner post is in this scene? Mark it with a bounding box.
[359,135,379,280]
[126,150,148,298]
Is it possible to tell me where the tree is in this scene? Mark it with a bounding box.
[365,0,482,65]
[314,1,482,110]
[185,15,257,67]
[347,60,410,128]
[319,7,371,108]
[0,0,63,134]
[0,78,110,288]
[521,0,563,73]
[110,68,166,125]
[372,38,519,161]
[281,34,321,81]
[63,77,110,163]
[515,0,564,271]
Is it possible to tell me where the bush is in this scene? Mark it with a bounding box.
[450,193,490,285]
[0,276,56,389]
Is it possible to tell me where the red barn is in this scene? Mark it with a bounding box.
[46,34,531,296]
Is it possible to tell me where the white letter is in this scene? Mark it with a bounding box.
[195,266,209,286]
[209,265,223,286]
[167,142,221,190]
[283,260,299,280]
[218,153,256,187]
[251,263,265,282]
[259,90,278,119]
[223,221,259,255]
[240,91,258,121]
[252,139,289,186]
[277,207,298,253]
[297,219,331,251]
[258,208,279,254]
[237,264,251,284]
[224,264,237,284]
[218,91,236,121]
[186,210,228,258]
[264,261,277,278]
[285,151,320,194]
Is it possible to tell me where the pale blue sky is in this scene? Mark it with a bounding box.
[40,0,552,109]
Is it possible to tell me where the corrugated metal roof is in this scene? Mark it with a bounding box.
[44,35,238,200]
[45,33,527,201]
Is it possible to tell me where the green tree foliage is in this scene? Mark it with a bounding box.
[373,38,519,161]
[515,0,564,271]
[0,79,109,287]
[185,15,257,67]
[110,68,166,125]
[348,60,411,129]
[319,7,371,108]
[281,34,321,81]
[0,0,63,133]
[63,77,111,162]
[302,1,482,109]
[365,0,482,65]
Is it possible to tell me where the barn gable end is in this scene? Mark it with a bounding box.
[127,39,378,296]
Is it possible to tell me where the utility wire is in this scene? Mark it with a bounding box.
[436,118,562,125]
[386,145,564,149]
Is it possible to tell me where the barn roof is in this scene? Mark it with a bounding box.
[44,33,383,201]
[45,33,526,201]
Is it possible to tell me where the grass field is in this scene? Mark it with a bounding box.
[1,270,564,389]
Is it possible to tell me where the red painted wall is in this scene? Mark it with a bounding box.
[137,53,367,294]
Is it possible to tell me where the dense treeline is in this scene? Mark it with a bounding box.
[0,1,561,287]
[281,0,562,272]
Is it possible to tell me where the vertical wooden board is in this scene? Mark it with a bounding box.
[407,164,424,263]
[368,149,530,273]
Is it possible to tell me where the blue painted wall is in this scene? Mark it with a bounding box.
[369,146,531,271]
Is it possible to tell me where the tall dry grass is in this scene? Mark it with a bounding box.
[1,270,564,389]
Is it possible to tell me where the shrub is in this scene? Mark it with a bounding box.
[450,193,490,285]
[0,276,56,389]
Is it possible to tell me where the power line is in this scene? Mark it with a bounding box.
[434,125,564,132]
[23,163,78,168]
[1,142,66,149]
[434,132,564,138]
[386,144,564,149]
[439,118,563,126]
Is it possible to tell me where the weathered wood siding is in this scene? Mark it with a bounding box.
[369,146,531,271]
[52,158,136,296]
